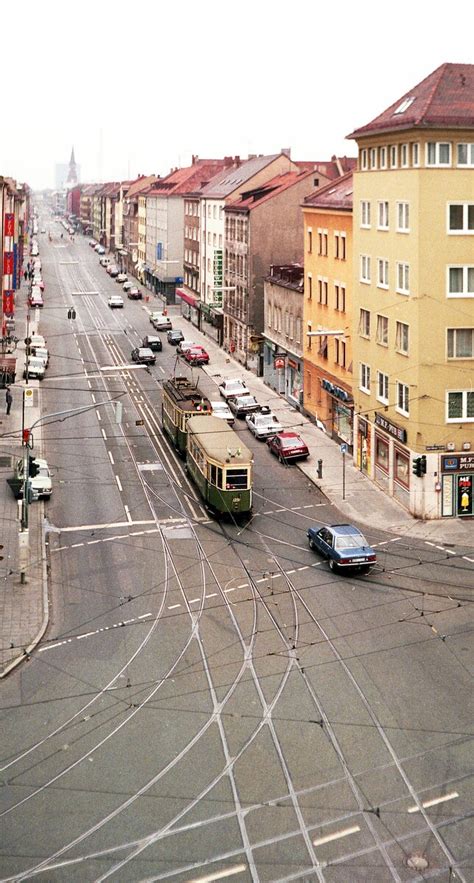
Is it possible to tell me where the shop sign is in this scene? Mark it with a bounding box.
[274,357,285,369]
[321,377,352,403]
[375,411,407,444]
[358,418,368,438]
[4,213,14,236]
[442,454,474,473]
[426,444,446,451]
[287,358,298,370]
[3,251,14,275]
[457,474,473,516]
[3,291,14,314]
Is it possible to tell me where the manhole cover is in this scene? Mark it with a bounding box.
[407,854,429,871]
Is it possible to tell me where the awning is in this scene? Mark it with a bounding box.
[176,288,199,307]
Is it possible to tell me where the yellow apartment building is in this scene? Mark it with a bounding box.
[302,173,354,450]
[348,62,474,519]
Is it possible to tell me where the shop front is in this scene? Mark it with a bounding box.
[440,454,474,518]
[357,417,371,475]
[321,378,353,452]
[373,412,410,508]
[200,302,223,346]
[263,343,303,405]
[176,288,200,328]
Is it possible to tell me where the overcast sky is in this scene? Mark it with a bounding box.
[2,0,473,189]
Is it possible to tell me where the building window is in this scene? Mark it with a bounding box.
[295,317,302,344]
[394,448,410,488]
[376,314,389,345]
[380,146,387,169]
[401,143,409,167]
[318,277,328,305]
[396,262,410,294]
[308,228,313,253]
[447,328,474,359]
[390,145,398,168]
[370,148,378,169]
[396,381,409,416]
[335,338,346,368]
[377,201,389,230]
[318,229,328,256]
[457,143,474,167]
[360,148,368,170]
[319,335,328,360]
[375,434,389,472]
[335,284,346,312]
[307,273,312,299]
[360,200,371,228]
[447,265,474,297]
[360,255,371,284]
[360,363,371,393]
[307,323,312,350]
[448,203,474,234]
[397,202,410,232]
[377,371,389,404]
[427,142,451,166]
[447,390,474,421]
[334,232,346,259]
[412,143,420,166]
[377,258,389,289]
[359,308,371,338]
[395,321,409,354]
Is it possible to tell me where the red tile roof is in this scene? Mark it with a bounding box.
[125,175,159,199]
[348,63,474,139]
[303,171,353,210]
[147,160,232,197]
[225,169,314,212]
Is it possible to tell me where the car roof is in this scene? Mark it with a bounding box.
[328,524,363,535]
[278,431,300,439]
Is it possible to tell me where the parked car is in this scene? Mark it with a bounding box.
[142,335,162,352]
[307,524,377,573]
[184,345,210,366]
[131,347,156,365]
[100,257,111,267]
[15,457,52,500]
[246,406,283,439]
[210,401,235,425]
[150,312,172,331]
[227,395,261,419]
[96,245,105,255]
[29,292,44,308]
[88,239,97,248]
[30,347,49,367]
[266,431,310,463]
[29,334,46,349]
[116,273,127,283]
[34,278,45,291]
[176,339,196,354]
[108,295,124,308]
[127,287,142,299]
[123,281,133,292]
[218,378,250,400]
[23,357,45,380]
[167,329,185,345]
[108,266,119,277]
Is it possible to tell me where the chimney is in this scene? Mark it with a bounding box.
[281,147,291,158]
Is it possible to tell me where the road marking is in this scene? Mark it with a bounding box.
[407,791,459,813]
[38,614,154,652]
[91,393,96,403]
[464,556,474,563]
[124,505,132,523]
[59,519,155,532]
[313,824,360,846]
[187,866,246,883]
[168,604,181,610]
[206,593,217,599]
[115,475,123,492]
[96,410,102,421]
[224,587,235,593]
[101,429,107,440]
[70,543,84,549]
[108,451,115,465]
[189,598,200,604]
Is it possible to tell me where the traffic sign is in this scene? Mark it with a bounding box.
[340,443,348,454]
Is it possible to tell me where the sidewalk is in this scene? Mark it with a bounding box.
[0,287,48,677]
[157,300,473,547]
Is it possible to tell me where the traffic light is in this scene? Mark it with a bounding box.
[67,308,76,319]
[28,456,40,477]
[412,456,427,477]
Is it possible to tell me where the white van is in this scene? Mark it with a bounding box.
[23,357,45,380]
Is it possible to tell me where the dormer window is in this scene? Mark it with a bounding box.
[394,97,415,115]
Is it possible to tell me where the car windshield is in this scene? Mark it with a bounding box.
[334,534,366,550]
[280,437,302,448]
[239,397,255,405]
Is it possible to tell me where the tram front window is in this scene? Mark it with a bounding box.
[226,469,248,490]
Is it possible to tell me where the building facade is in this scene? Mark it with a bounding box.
[302,173,354,450]
[263,264,305,408]
[348,62,474,519]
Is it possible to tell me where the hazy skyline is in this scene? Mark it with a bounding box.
[2,0,473,189]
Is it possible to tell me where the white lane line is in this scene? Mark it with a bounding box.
[124,505,132,523]
[206,593,217,599]
[159,366,165,373]
[445,549,456,556]
[130,531,144,536]
[108,451,115,465]
[187,866,246,883]
[70,543,84,549]
[91,394,96,404]
[101,429,107,440]
[435,545,445,552]
[464,556,474,563]
[138,613,152,619]
[39,642,66,653]
[168,604,181,610]
[87,540,101,545]
[115,475,123,492]
[189,598,200,604]
[287,569,296,574]
[407,791,459,814]
[59,519,155,532]
[77,632,96,640]
[87,380,92,388]
[96,410,102,421]
[224,587,235,593]
[298,566,309,571]
[313,824,360,846]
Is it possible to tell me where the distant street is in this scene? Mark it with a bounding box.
[1,227,473,882]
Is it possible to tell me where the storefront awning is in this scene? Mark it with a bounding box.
[176,288,199,307]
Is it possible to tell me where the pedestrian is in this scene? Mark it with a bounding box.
[5,387,12,416]
[23,269,28,282]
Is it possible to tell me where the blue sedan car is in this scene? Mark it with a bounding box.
[307,523,377,573]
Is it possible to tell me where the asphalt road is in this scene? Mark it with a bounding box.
[0,223,473,883]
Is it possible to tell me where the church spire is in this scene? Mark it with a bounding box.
[66,146,78,186]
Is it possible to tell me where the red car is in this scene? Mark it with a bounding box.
[184,345,210,366]
[267,431,309,463]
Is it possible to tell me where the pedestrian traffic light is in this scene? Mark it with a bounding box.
[28,456,40,477]
[67,308,76,320]
[412,456,427,477]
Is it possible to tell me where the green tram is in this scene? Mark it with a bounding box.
[186,415,253,516]
[162,376,211,456]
